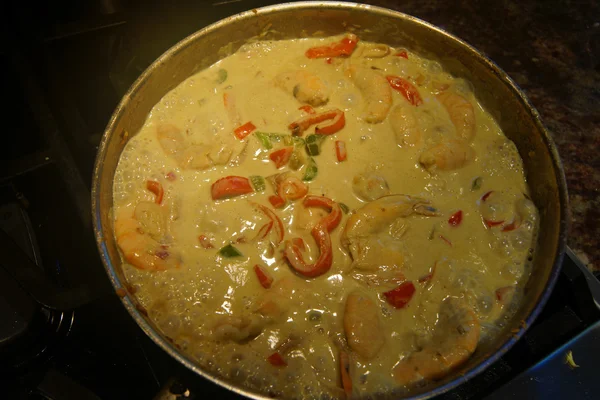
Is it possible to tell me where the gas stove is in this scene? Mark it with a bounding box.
[1,1,598,399]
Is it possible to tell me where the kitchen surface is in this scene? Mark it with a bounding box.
[1,0,599,399]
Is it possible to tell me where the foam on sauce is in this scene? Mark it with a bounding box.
[113,35,538,398]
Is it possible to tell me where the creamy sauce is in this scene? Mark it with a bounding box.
[112,35,537,399]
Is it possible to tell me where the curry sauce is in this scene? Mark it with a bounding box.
[112,35,537,399]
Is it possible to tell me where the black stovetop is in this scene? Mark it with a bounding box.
[1,1,599,399]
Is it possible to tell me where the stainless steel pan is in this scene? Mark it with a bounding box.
[92,2,568,398]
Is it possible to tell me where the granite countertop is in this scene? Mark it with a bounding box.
[369,0,600,271]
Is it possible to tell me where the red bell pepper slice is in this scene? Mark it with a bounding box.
[223,92,241,126]
[315,110,345,135]
[448,210,463,226]
[481,191,494,202]
[198,234,214,249]
[480,192,506,228]
[284,196,342,278]
[268,195,286,209]
[495,286,515,304]
[439,235,453,246]
[395,50,408,59]
[292,237,306,251]
[269,147,294,169]
[251,202,285,245]
[502,220,519,232]
[304,196,342,232]
[418,262,437,284]
[383,281,416,308]
[253,221,274,242]
[305,34,358,59]
[484,219,505,228]
[298,105,315,114]
[386,75,423,106]
[288,109,345,136]
[335,140,347,162]
[146,180,164,204]
[233,121,256,140]
[254,264,273,289]
[267,352,287,366]
[211,176,253,200]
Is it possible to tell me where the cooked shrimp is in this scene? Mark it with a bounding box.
[389,104,422,147]
[348,65,392,123]
[275,70,330,106]
[479,190,515,228]
[342,195,438,248]
[352,172,390,201]
[180,144,213,169]
[343,291,385,359]
[254,277,307,319]
[133,201,166,240]
[419,139,475,172]
[293,204,327,232]
[393,298,480,385]
[437,92,476,141]
[341,195,439,271]
[114,206,179,271]
[208,144,233,165]
[156,123,186,157]
[212,314,266,342]
[157,124,230,170]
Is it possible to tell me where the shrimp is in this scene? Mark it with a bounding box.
[293,203,327,232]
[419,138,475,172]
[133,201,166,240]
[254,277,307,319]
[389,103,422,147]
[114,206,180,271]
[437,92,476,141]
[156,124,231,170]
[352,172,390,201]
[348,65,392,123]
[216,278,306,342]
[343,291,385,359]
[212,314,266,342]
[393,298,481,385]
[275,70,330,106]
[156,124,186,157]
[341,195,439,271]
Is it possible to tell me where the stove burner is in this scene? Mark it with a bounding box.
[0,308,75,372]
[0,201,76,372]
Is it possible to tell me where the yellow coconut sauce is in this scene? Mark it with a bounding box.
[112,35,538,399]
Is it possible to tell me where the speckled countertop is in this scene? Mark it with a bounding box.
[366,0,600,271]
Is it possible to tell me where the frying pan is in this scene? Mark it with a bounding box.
[92,2,568,398]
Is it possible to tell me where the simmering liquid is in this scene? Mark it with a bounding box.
[112,35,537,399]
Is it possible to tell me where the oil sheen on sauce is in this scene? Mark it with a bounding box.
[112,35,538,399]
